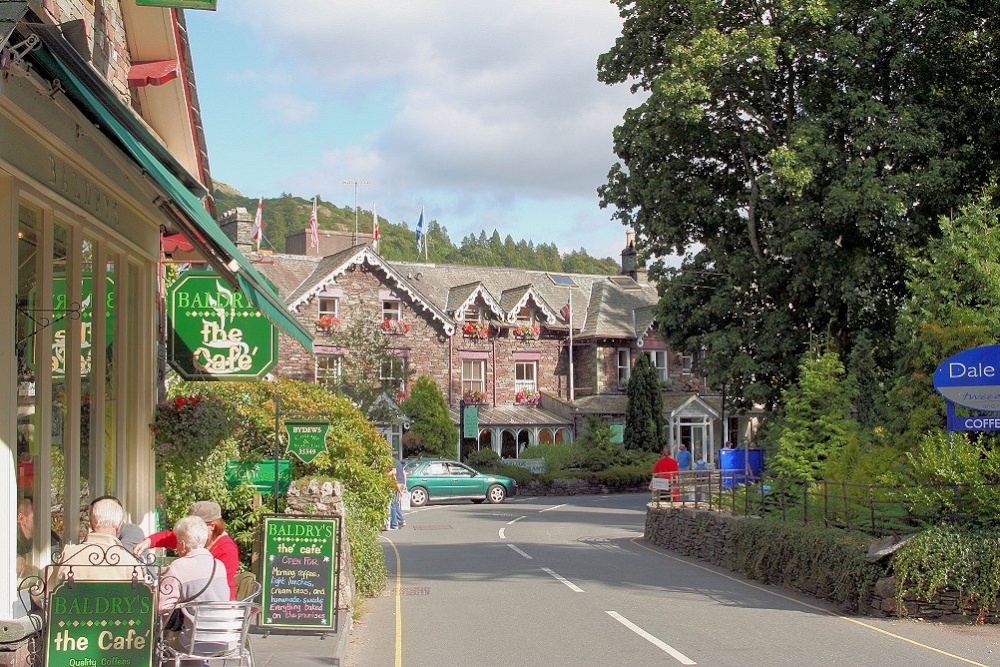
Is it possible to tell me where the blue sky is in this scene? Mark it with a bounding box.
[185,2,644,261]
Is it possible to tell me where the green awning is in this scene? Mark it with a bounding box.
[28,32,313,352]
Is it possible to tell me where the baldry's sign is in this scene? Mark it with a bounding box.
[167,271,278,381]
[27,274,114,379]
[934,344,1000,431]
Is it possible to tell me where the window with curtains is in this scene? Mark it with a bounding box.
[462,359,486,396]
[617,348,631,386]
[646,350,667,382]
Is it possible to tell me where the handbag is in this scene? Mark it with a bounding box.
[165,557,217,632]
[400,490,411,512]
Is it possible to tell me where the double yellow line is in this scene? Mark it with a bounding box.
[383,536,403,667]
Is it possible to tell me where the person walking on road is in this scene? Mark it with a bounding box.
[388,459,407,530]
[650,446,680,502]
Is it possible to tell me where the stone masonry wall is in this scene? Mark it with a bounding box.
[46,0,131,101]
[645,505,999,622]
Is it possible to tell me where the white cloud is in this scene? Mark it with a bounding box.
[259,93,319,125]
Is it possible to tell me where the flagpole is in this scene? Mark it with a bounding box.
[423,207,428,261]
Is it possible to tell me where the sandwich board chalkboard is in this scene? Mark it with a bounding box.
[258,515,340,634]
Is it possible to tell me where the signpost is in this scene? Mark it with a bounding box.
[167,271,278,381]
[285,421,331,464]
[259,515,340,635]
[225,459,291,494]
[934,344,1000,432]
[45,580,156,667]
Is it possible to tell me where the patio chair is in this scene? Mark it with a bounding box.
[160,600,255,667]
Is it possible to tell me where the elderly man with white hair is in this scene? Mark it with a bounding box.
[35,497,143,606]
[158,515,230,651]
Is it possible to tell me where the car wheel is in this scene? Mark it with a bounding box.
[409,486,428,507]
[471,499,485,504]
[486,484,506,504]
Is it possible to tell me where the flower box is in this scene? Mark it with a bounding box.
[511,323,540,340]
[462,321,491,339]
[514,389,540,406]
[380,318,411,335]
[463,390,487,405]
[316,315,342,334]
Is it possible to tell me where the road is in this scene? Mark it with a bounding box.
[345,493,1000,666]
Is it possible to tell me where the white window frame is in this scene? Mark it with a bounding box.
[382,300,402,321]
[462,359,486,395]
[380,355,407,394]
[514,361,537,394]
[515,306,534,324]
[681,352,695,375]
[319,296,339,318]
[617,348,631,385]
[316,354,342,388]
[646,350,668,382]
[464,304,482,322]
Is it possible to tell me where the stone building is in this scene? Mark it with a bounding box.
[220,212,754,463]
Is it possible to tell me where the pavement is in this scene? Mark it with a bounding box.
[248,609,351,667]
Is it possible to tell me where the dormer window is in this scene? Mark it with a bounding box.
[516,306,534,324]
[319,297,339,319]
[464,304,482,322]
[383,300,402,322]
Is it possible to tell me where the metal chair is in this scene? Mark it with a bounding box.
[160,600,255,667]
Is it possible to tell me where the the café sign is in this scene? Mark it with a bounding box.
[285,421,330,464]
[45,580,155,667]
[27,274,114,379]
[167,271,278,380]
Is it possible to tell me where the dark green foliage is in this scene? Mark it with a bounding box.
[599,1,1000,410]
[519,443,584,471]
[323,318,411,419]
[465,448,502,473]
[726,519,888,612]
[400,376,458,458]
[213,187,619,273]
[497,465,536,486]
[624,354,664,451]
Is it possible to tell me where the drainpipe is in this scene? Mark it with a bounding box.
[449,332,453,405]
[491,334,497,405]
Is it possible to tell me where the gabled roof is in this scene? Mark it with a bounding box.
[286,245,456,335]
[671,394,720,419]
[499,285,560,324]
[448,282,506,321]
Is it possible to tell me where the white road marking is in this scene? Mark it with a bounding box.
[605,611,696,665]
[507,544,533,559]
[506,516,525,525]
[539,503,565,513]
[498,527,506,539]
[541,567,584,593]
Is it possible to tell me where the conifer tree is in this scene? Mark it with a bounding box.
[401,376,458,458]
[624,354,663,451]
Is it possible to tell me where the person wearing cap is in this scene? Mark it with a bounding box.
[133,500,239,600]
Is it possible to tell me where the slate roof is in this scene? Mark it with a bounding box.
[448,404,571,427]
[248,246,660,342]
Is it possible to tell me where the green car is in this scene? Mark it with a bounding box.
[403,459,517,506]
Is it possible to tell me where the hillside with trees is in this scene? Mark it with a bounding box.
[213,187,620,274]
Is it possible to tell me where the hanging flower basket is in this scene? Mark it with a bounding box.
[462,321,491,339]
[514,389,540,405]
[316,314,342,334]
[463,390,487,405]
[511,323,540,340]
[381,318,411,335]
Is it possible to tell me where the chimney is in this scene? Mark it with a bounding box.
[218,207,253,254]
[621,229,638,280]
[286,229,371,257]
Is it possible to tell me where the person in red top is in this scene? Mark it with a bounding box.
[134,501,239,600]
[650,446,680,502]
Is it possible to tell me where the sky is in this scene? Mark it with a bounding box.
[184,1,645,262]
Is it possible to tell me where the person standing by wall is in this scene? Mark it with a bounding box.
[677,443,692,471]
[650,446,680,502]
[388,459,407,530]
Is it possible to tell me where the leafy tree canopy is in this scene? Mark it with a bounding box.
[599,0,1000,410]
[401,376,458,458]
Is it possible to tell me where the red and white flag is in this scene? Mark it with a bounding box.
[251,196,263,251]
[309,196,319,250]
[373,202,380,242]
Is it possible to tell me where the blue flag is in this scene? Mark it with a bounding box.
[415,208,424,250]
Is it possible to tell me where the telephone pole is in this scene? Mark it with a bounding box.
[342,179,371,245]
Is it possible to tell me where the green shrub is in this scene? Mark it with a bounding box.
[498,465,536,487]
[465,448,502,473]
[520,443,583,471]
[344,491,387,598]
[726,518,887,611]
[592,465,650,491]
[401,376,458,457]
[893,525,1000,618]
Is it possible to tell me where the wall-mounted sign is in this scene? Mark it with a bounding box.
[135,0,217,9]
[27,273,114,378]
[285,421,330,464]
[259,515,340,633]
[462,405,479,439]
[167,271,278,380]
[224,459,291,494]
[933,344,1000,412]
[610,423,624,444]
[45,580,155,667]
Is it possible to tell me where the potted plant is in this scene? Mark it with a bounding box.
[462,321,491,339]
[380,318,411,335]
[463,389,487,405]
[316,314,341,334]
[514,389,540,405]
[511,323,540,340]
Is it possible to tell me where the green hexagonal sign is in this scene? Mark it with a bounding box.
[167,271,278,381]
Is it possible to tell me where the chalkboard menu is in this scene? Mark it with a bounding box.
[259,515,340,633]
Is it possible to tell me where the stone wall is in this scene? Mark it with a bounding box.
[45,0,131,101]
[644,505,999,622]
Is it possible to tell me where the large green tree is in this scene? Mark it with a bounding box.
[598,0,1000,410]
[624,354,664,451]
[401,376,458,458]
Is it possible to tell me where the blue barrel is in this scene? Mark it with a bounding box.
[719,448,764,489]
